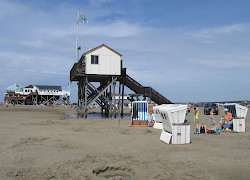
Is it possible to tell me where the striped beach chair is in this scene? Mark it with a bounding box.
[131,101,148,126]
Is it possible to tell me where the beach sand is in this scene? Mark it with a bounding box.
[0,105,249,180]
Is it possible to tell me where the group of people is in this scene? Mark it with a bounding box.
[192,105,233,134]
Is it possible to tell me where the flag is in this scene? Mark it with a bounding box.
[78,12,88,24]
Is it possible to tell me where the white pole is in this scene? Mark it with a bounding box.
[76,10,79,63]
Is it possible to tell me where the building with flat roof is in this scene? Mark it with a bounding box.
[4,84,70,105]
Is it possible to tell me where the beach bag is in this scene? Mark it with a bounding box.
[216,127,221,134]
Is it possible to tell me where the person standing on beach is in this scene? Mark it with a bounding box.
[209,108,216,125]
[194,106,199,122]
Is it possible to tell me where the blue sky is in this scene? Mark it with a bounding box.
[0,0,250,103]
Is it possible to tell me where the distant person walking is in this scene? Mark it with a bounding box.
[193,106,199,122]
[209,109,216,125]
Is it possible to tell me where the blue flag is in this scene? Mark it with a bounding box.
[79,12,88,24]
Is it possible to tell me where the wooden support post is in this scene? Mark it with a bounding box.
[118,82,121,131]
[121,80,125,117]
[112,78,116,118]
[77,82,80,106]
[84,77,88,118]
[77,81,83,118]
[105,89,108,117]
[109,83,112,118]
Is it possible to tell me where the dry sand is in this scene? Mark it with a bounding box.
[0,105,249,180]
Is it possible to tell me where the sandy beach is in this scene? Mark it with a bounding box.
[0,105,249,180]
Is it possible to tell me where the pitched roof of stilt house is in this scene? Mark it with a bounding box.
[83,44,122,57]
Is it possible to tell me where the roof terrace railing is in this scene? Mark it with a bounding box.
[70,62,86,81]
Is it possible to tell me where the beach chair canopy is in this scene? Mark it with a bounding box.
[153,104,175,123]
[131,101,148,121]
[223,103,248,119]
[160,104,187,133]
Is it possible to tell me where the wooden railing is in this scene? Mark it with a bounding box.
[25,92,38,99]
[125,75,172,104]
[145,87,172,104]
[70,62,85,81]
[125,74,145,94]
[4,96,25,101]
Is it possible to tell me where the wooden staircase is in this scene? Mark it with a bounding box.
[25,92,38,105]
[124,74,172,104]
[70,62,172,105]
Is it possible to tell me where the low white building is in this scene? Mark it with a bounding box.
[23,85,70,96]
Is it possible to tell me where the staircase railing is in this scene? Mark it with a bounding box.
[25,92,37,99]
[125,75,172,104]
[125,74,145,94]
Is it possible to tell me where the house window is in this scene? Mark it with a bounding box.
[91,55,99,64]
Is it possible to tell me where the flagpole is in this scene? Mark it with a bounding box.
[75,10,87,63]
[76,9,79,63]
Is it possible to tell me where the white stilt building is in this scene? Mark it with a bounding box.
[4,84,70,105]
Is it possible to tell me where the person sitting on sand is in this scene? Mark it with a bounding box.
[220,108,233,131]
[195,124,207,134]
[207,124,221,134]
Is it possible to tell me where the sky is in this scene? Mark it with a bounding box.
[0,0,250,103]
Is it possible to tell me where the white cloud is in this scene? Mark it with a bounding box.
[88,0,116,7]
[18,39,48,48]
[0,0,27,19]
[36,27,75,38]
[32,20,150,40]
[80,20,152,38]
[188,55,250,69]
[41,70,68,75]
[188,23,249,40]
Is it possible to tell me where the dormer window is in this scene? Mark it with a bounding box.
[91,55,99,64]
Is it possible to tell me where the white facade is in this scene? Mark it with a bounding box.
[233,118,245,132]
[23,86,37,95]
[36,90,70,96]
[172,124,190,144]
[84,45,121,75]
[22,86,70,96]
[160,124,190,144]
